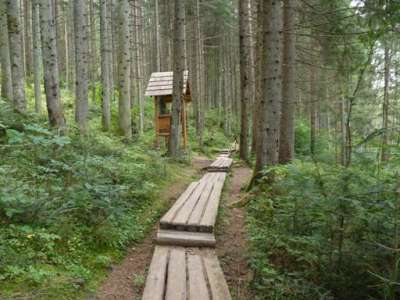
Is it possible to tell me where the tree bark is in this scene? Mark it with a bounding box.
[168,0,185,157]
[381,45,390,162]
[39,0,65,130]
[100,0,111,131]
[279,0,297,163]
[24,0,33,79]
[260,0,282,168]
[117,0,132,139]
[239,0,252,161]
[74,0,90,134]
[159,0,171,71]
[6,0,26,112]
[0,1,13,101]
[32,1,42,113]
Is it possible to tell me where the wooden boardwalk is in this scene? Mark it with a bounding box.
[159,172,226,233]
[207,156,233,172]
[142,246,231,300]
[143,151,234,300]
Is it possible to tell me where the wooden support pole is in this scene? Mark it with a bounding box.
[154,96,160,148]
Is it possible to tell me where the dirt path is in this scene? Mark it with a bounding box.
[89,156,211,300]
[216,164,254,300]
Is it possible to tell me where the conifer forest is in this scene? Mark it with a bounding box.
[1,0,400,299]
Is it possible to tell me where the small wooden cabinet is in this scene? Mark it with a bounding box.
[145,71,191,149]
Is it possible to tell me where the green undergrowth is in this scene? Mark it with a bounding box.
[246,157,400,299]
[0,99,196,299]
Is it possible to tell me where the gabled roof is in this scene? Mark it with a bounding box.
[145,70,189,97]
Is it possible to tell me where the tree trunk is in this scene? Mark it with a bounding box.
[279,0,297,163]
[100,0,111,131]
[32,1,42,113]
[89,0,97,105]
[168,0,185,157]
[117,0,132,139]
[24,0,33,80]
[6,0,26,112]
[239,0,252,161]
[381,45,390,162]
[187,0,202,145]
[74,0,89,134]
[155,0,161,71]
[39,0,65,130]
[263,0,282,166]
[0,1,13,101]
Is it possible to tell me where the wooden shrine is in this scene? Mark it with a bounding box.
[145,71,191,148]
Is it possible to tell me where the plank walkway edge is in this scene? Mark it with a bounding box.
[155,229,216,247]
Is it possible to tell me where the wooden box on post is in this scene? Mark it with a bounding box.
[145,71,191,149]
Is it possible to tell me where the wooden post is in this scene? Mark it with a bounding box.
[182,99,188,149]
[154,96,160,148]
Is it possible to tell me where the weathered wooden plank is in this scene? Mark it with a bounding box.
[188,254,211,300]
[165,247,187,300]
[156,229,216,247]
[202,249,232,300]
[200,173,227,230]
[187,173,217,226]
[160,181,199,226]
[142,246,169,300]
[173,174,211,226]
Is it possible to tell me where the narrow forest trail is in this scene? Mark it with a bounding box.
[89,156,212,300]
[90,157,254,300]
[216,165,254,300]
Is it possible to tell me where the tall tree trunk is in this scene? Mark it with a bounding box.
[261,0,282,168]
[100,0,111,131]
[168,0,185,157]
[89,0,97,105]
[6,0,26,112]
[117,0,132,139]
[136,0,145,134]
[279,0,297,163]
[39,0,65,130]
[24,0,33,80]
[187,0,202,145]
[159,0,170,71]
[155,0,161,71]
[32,1,42,113]
[74,0,89,134]
[310,59,317,156]
[381,45,390,162]
[0,1,13,101]
[239,0,252,161]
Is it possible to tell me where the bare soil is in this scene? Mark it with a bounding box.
[216,164,254,300]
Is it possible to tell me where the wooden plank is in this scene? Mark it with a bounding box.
[160,181,200,225]
[142,246,169,300]
[200,173,226,230]
[156,229,216,247]
[187,173,217,226]
[165,247,187,300]
[173,174,211,226]
[188,254,211,300]
[202,249,232,300]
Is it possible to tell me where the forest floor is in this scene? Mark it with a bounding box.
[216,164,254,300]
[89,157,254,300]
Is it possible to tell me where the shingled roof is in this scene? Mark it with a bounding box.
[145,70,189,97]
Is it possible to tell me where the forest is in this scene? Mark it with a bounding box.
[0,0,400,299]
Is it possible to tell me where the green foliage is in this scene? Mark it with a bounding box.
[190,109,232,156]
[0,100,187,299]
[247,160,400,299]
